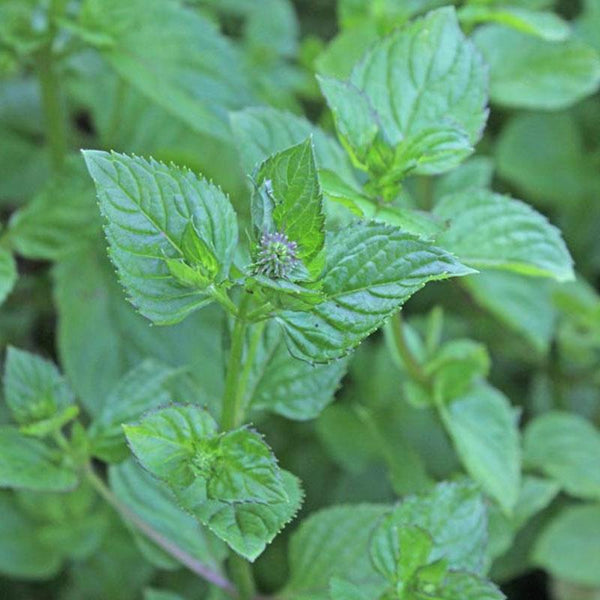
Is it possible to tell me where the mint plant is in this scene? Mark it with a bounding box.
[1,1,600,600]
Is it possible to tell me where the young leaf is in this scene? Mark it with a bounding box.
[473,25,600,109]
[80,0,255,141]
[440,383,521,513]
[278,222,473,362]
[0,247,16,306]
[110,459,226,571]
[371,481,488,576]
[284,504,391,599]
[83,151,238,325]
[533,504,600,587]
[523,411,600,501]
[254,139,325,274]
[341,6,488,175]
[176,469,303,562]
[0,426,78,491]
[3,347,77,436]
[436,571,505,600]
[433,189,574,281]
[89,360,178,462]
[123,404,287,504]
[246,323,348,420]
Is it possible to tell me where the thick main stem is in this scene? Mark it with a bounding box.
[37,43,67,171]
[85,465,237,597]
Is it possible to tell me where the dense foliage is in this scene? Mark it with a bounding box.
[1,1,600,599]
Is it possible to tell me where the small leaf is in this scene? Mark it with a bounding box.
[3,347,76,435]
[440,383,521,513]
[523,411,600,501]
[533,504,600,587]
[278,222,473,362]
[176,469,303,562]
[0,426,78,491]
[436,571,505,600]
[434,189,574,281]
[371,481,488,576]
[254,139,325,274]
[124,404,287,504]
[473,25,600,109]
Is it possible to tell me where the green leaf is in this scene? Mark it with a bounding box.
[435,571,505,600]
[3,347,77,436]
[463,272,556,354]
[145,590,187,600]
[83,150,238,325]
[284,504,391,600]
[433,157,494,202]
[433,189,574,281]
[0,247,16,306]
[329,577,371,600]
[80,0,255,142]
[255,139,325,273]
[53,244,226,417]
[533,504,600,587]
[229,107,356,185]
[7,158,100,260]
[371,481,488,576]
[0,426,77,491]
[440,383,521,513]
[523,411,600,501]
[176,469,303,562]
[488,476,560,559]
[89,360,178,462]
[278,222,473,362]
[458,6,570,41]
[246,323,348,420]
[0,491,62,579]
[123,404,287,504]
[110,459,226,571]
[473,25,600,109]
[341,6,488,175]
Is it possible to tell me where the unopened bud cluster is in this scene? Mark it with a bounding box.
[252,231,299,279]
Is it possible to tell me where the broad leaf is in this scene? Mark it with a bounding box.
[110,459,226,571]
[246,323,348,420]
[124,404,287,504]
[440,383,521,513]
[284,504,390,600]
[523,411,600,501]
[371,481,488,576]
[436,571,505,600]
[3,347,77,436]
[434,189,574,281]
[0,426,77,491]
[176,469,303,562]
[80,0,255,141]
[473,25,600,109]
[89,360,178,462]
[254,139,325,273]
[278,222,473,362]
[533,504,600,587]
[83,151,238,325]
[0,247,16,306]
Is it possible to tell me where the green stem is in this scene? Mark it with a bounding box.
[85,465,238,597]
[391,312,429,388]
[229,554,256,600]
[37,45,67,171]
[221,293,251,430]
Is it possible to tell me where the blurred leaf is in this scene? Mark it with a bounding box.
[473,25,600,109]
[0,247,16,306]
